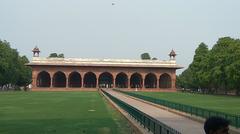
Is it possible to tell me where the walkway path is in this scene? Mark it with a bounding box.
[104,89,205,134]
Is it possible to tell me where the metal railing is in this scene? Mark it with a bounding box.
[114,89,240,128]
[101,89,181,134]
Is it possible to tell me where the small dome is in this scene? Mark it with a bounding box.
[32,46,40,52]
[169,49,176,57]
[32,46,40,57]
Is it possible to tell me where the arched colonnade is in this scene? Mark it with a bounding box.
[36,71,173,89]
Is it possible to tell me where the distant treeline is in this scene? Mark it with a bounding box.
[177,37,240,95]
[0,40,31,90]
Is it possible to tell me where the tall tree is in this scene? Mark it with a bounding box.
[0,40,31,90]
[225,39,240,95]
[0,40,19,87]
[177,37,240,95]
[16,56,32,88]
[189,43,210,90]
[209,37,236,93]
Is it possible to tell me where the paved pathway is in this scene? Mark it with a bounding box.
[104,89,205,134]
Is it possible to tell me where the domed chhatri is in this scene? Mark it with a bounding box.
[169,49,177,60]
[32,46,40,57]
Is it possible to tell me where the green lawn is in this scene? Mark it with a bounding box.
[132,92,240,115]
[0,91,132,134]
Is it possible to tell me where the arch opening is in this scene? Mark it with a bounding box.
[115,72,128,88]
[69,72,81,88]
[130,73,143,88]
[53,71,66,87]
[37,71,51,87]
[159,73,172,88]
[98,72,113,88]
[144,73,157,88]
[84,72,97,88]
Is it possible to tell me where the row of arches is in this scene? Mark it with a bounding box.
[37,71,172,89]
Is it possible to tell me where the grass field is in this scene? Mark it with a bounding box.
[0,91,132,134]
[132,92,240,115]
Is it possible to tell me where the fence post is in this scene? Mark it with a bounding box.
[143,116,146,128]
[238,116,240,128]
[153,122,156,134]
[190,106,193,115]
[148,118,150,131]
[235,116,238,128]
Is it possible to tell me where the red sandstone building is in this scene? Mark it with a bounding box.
[27,47,182,91]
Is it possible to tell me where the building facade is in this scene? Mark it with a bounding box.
[27,48,182,91]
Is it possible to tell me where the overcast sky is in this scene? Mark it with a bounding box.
[0,0,239,74]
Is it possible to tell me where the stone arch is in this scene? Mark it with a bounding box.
[83,72,97,88]
[115,72,128,88]
[98,72,113,88]
[144,73,157,88]
[68,71,81,87]
[53,71,66,87]
[130,73,143,88]
[159,73,172,88]
[37,71,51,87]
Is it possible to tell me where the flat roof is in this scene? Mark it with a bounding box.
[27,57,183,69]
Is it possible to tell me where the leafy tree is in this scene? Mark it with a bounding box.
[152,57,158,60]
[58,53,64,58]
[16,56,32,89]
[49,53,64,58]
[178,37,240,95]
[0,40,31,90]
[177,68,195,90]
[189,43,210,90]
[209,37,236,93]
[49,53,58,58]
[225,39,240,95]
[0,40,10,87]
[226,61,240,95]
[141,53,151,60]
[0,40,19,87]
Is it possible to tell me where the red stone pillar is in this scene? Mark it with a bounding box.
[142,79,144,89]
[172,73,176,90]
[113,78,115,88]
[50,72,53,88]
[142,73,145,89]
[65,72,69,88]
[95,73,99,88]
[66,78,69,88]
[96,78,99,88]
[32,71,37,89]
[157,78,159,89]
[81,78,84,88]
[82,72,85,88]
[127,74,131,89]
